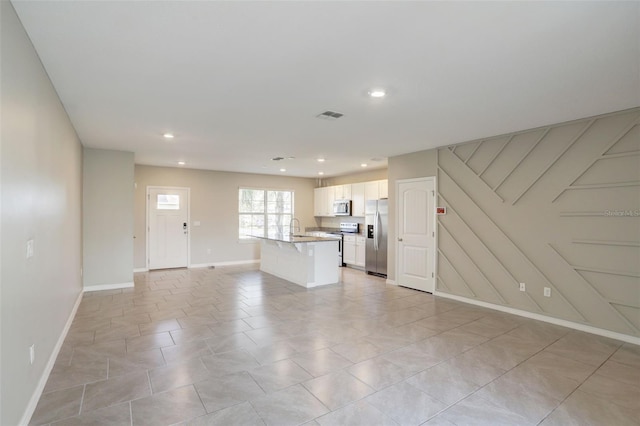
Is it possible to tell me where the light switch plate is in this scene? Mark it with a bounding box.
[26,239,34,258]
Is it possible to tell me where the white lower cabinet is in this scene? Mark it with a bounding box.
[356,236,366,267]
[344,235,366,268]
[343,235,356,265]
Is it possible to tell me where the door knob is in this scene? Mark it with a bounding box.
[398,237,403,241]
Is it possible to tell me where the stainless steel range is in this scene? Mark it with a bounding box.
[324,222,359,267]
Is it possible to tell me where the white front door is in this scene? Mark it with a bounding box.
[148,187,189,270]
[397,177,436,292]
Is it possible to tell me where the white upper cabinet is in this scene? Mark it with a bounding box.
[325,186,335,216]
[314,187,325,217]
[351,182,365,217]
[379,179,388,199]
[314,179,386,217]
[365,181,379,202]
[334,184,352,200]
[364,179,388,202]
[314,187,334,217]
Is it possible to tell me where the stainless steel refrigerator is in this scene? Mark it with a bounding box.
[365,199,388,277]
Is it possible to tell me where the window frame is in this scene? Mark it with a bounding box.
[238,187,295,241]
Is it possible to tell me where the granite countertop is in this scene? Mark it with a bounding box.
[305,227,367,237]
[247,233,341,244]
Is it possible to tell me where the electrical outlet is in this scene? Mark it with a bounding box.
[519,283,526,292]
[544,287,551,297]
[29,344,35,365]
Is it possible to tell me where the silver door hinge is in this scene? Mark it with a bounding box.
[432,190,435,196]
[432,272,434,278]
[432,232,435,237]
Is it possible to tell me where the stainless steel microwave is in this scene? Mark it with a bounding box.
[333,199,351,216]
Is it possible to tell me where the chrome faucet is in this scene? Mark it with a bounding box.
[289,218,301,235]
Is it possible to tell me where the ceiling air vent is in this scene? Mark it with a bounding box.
[316,111,344,120]
[271,156,285,161]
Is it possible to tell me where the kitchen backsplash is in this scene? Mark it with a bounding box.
[316,216,365,234]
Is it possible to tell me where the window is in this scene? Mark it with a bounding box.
[157,194,180,210]
[239,188,294,239]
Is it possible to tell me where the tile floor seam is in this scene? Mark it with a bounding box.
[246,399,268,424]
[145,370,153,395]
[555,348,637,415]
[34,267,639,425]
[190,377,212,414]
[480,332,616,425]
[301,382,333,415]
[77,384,87,417]
[592,364,640,390]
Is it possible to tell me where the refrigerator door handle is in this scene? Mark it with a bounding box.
[374,210,380,251]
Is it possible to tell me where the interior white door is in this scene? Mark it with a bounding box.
[397,177,435,292]
[148,187,189,269]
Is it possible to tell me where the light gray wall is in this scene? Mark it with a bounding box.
[389,108,640,337]
[387,150,437,281]
[134,165,316,268]
[83,148,134,288]
[1,2,83,424]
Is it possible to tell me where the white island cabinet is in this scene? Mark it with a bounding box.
[255,234,340,288]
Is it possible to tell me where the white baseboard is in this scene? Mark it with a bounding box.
[434,291,640,346]
[20,290,83,425]
[189,259,260,269]
[133,268,148,273]
[83,281,134,292]
[386,279,397,285]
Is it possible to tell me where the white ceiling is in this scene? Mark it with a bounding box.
[11,1,640,178]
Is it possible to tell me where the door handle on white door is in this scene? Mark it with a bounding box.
[398,237,403,242]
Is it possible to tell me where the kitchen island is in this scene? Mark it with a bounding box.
[251,234,340,288]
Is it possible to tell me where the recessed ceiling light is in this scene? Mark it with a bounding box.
[286,156,295,160]
[317,158,325,162]
[280,168,286,172]
[369,89,386,98]
[318,171,324,176]
[163,133,174,139]
[178,161,185,166]
[361,163,368,168]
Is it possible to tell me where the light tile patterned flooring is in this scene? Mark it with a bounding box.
[31,265,640,425]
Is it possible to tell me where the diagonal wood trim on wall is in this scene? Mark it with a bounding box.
[436,108,640,336]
